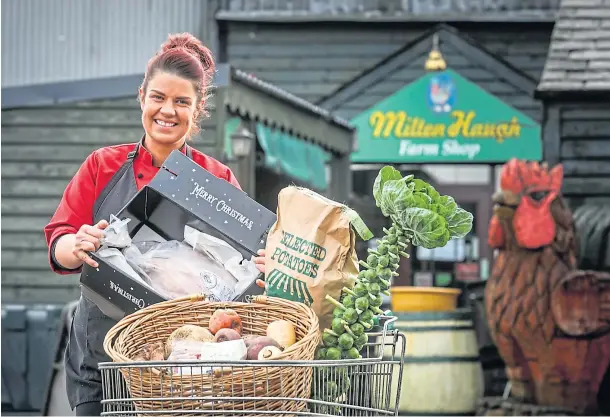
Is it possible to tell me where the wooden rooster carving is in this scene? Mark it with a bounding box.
[485,158,610,415]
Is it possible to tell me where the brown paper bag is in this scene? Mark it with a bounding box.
[264,186,371,331]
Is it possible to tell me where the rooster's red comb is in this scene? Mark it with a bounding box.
[500,158,563,194]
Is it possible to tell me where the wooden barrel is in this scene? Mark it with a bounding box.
[389,309,484,416]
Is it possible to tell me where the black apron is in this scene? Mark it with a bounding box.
[65,142,192,412]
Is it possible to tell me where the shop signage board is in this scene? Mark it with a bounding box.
[350,69,541,163]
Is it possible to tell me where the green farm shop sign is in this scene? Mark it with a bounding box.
[350,69,541,163]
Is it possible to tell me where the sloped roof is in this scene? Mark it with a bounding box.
[536,0,610,97]
[318,24,538,113]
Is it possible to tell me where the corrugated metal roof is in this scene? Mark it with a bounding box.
[1,0,208,88]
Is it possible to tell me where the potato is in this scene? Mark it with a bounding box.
[165,324,215,357]
[214,328,241,343]
[245,336,281,360]
[133,342,166,361]
[209,309,243,335]
[150,344,166,361]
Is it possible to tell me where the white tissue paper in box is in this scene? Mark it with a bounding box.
[100,215,133,249]
[183,226,260,292]
[96,247,153,289]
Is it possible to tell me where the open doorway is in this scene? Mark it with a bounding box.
[408,184,494,305]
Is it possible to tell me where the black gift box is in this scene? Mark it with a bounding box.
[80,150,277,321]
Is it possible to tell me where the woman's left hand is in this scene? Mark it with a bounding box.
[253,249,266,288]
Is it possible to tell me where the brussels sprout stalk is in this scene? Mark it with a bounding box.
[312,165,474,410]
[379,277,391,287]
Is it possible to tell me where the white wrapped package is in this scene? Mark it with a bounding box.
[167,339,248,375]
[225,256,261,295]
[124,241,238,301]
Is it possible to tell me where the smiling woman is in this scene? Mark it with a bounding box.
[140,72,200,158]
[42,33,267,417]
[138,34,215,164]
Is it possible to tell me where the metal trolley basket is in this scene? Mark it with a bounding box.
[99,297,405,416]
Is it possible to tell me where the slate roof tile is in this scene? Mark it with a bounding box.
[538,0,610,92]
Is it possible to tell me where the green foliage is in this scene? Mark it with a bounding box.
[373,166,474,248]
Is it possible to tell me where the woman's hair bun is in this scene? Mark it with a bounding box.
[160,32,215,77]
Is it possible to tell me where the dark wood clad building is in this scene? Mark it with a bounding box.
[536,0,610,209]
[219,21,554,107]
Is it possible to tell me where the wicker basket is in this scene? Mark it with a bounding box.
[103,295,320,414]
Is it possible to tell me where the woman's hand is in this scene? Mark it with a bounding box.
[72,220,109,268]
[253,249,266,288]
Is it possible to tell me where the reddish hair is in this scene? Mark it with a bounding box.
[140,33,216,135]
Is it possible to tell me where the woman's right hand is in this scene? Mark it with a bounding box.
[72,220,109,268]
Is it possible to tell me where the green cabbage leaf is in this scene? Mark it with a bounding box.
[372,166,474,249]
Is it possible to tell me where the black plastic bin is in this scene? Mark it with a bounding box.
[1,304,65,415]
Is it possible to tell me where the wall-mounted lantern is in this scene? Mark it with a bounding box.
[231,122,255,159]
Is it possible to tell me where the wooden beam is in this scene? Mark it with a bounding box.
[215,11,558,23]
[329,153,352,204]
[561,139,610,159]
[563,177,610,196]
[563,160,610,176]
[562,120,610,138]
[542,104,561,166]
[1,285,80,304]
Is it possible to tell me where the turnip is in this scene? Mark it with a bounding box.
[266,320,296,349]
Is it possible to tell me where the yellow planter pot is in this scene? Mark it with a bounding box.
[391,286,462,313]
